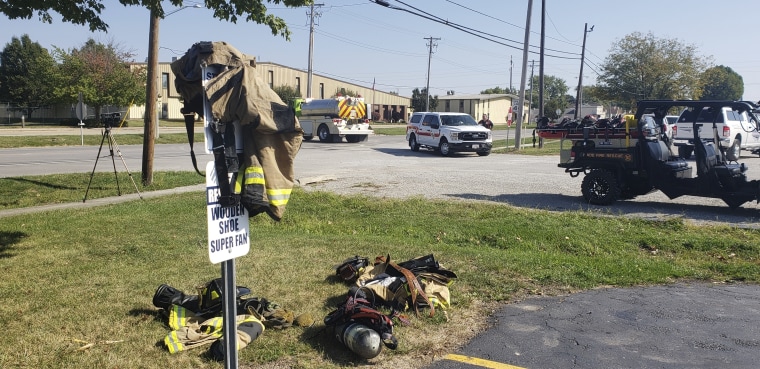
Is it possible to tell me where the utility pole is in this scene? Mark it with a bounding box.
[509,55,513,93]
[514,0,533,150]
[142,11,159,186]
[538,0,546,148]
[575,23,593,119]
[424,36,440,111]
[538,0,545,118]
[141,4,200,186]
[306,3,324,99]
[528,60,535,121]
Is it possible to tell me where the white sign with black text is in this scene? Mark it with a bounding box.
[206,161,250,264]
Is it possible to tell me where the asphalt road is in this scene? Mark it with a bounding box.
[5,132,760,226]
[3,130,760,368]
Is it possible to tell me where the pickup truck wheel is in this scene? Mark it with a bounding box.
[476,150,491,156]
[581,169,621,205]
[678,146,693,159]
[303,135,313,141]
[726,138,741,161]
[346,135,361,143]
[439,139,452,156]
[317,124,331,143]
[409,135,420,152]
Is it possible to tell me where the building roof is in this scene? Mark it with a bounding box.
[437,93,517,100]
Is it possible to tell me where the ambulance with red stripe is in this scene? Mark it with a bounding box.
[294,96,373,143]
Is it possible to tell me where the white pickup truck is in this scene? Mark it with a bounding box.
[671,105,760,161]
[406,112,492,156]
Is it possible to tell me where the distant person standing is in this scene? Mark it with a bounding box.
[478,114,493,129]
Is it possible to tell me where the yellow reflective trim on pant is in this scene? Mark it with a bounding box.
[266,188,292,206]
[165,331,184,354]
[169,305,190,330]
[234,166,266,193]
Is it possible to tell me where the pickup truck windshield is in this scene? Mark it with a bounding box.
[441,115,478,126]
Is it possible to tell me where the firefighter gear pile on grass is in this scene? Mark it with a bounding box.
[325,254,457,358]
[171,41,303,221]
[152,279,311,360]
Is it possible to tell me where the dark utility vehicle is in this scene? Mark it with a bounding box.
[538,100,760,208]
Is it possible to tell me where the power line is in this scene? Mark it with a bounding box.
[373,0,579,60]
[315,29,426,57]
[436,0,582,56]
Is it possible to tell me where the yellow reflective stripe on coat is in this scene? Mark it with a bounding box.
[267,188,292,206]
[234,166,265,193]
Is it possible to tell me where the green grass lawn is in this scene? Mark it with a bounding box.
[0,132,205,148]
[1,177,759,368]
[0,171,204,209]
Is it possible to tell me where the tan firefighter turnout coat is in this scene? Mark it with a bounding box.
[171,41,303,220]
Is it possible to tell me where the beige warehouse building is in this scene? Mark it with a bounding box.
[128,61,411,123]
[435,93,523,125]
[1,61,411,124]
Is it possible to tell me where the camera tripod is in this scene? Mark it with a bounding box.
[83,125,142,202]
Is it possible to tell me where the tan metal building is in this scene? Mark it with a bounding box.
[1,60,410,123]
[434,93,523,124]
[128,61,411,122]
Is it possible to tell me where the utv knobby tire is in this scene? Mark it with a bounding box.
[726,138,741,161]
[678,146,693,159]
[581,169,621,205]
[619,181,654,200]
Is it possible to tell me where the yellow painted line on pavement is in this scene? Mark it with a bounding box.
[444,354,527,369]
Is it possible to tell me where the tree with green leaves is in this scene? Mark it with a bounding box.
[526,75,569,120]
[272,84,302,103]
[596,32,711,110]
[700,65,743,100]
[0,0,309,38]
[332,87,359,98]
[0,34,59,119]
[411,87,438,112]
[53,39,146,122]
[480,86,516,95]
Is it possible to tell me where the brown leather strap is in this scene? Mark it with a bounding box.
[389,261,434,318]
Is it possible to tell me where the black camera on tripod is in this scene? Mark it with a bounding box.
[100,112,121,129]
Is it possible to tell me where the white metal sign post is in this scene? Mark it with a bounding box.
[76,92,86,146]
[203,63,248,369]
[205,161,249,368]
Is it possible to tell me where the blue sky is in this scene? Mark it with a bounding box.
[2,0,760,101]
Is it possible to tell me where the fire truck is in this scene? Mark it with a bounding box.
[294,96,373,143]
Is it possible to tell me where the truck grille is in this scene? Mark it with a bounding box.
[460,132,488,141]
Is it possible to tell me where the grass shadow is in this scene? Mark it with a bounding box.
[0,230,26,259]
[446,192,760,227]
[5,177,80,190]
